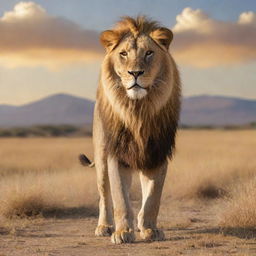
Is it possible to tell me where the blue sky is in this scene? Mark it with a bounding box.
[1,0,256,29]
[0,0,256,105]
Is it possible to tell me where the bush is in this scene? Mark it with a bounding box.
[0,125,90,137]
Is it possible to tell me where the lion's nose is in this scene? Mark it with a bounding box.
[128,70,144,79]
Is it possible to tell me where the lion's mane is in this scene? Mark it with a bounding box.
[97,17,181,170]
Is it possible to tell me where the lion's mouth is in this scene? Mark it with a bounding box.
[127,83,147,90]
[126,83,148,100]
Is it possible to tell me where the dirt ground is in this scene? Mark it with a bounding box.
[1,200,256,256]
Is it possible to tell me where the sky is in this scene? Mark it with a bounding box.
[0,0,256,105]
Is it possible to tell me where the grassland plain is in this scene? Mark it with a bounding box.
[0,130,256,255]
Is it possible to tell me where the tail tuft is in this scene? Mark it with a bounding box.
[79,154,95,168]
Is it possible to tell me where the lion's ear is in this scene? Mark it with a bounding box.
[150,27,173,50]
[100,30,120,52]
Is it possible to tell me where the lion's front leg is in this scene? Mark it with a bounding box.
[107,156,135,244]
[138,161,167,241]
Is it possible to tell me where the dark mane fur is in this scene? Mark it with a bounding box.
[98,96,179,170]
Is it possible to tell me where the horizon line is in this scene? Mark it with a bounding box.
[1,92,256,107]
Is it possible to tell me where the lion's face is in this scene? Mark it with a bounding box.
[100,25,173,100]
[111,35,163,100]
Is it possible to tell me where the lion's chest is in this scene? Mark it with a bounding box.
[105,121,175,170]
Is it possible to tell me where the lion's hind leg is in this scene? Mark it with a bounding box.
[94,154,113,237]
[137,162,167,241]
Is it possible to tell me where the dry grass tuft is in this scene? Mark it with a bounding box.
[0,190,97,219]
[0,170,98,219]
[2,191,49,218]
[2,191,97,219]
[219,176,256,229]
[196,183,227,199]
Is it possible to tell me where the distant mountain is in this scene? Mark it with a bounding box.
[0,94,94,127]
[180,95,256,126]
[0,94,255,127]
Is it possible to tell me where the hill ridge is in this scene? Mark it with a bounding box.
[0,94,255,127]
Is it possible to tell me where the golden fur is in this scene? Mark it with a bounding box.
[92,16,181,243]
[97,16,181,170]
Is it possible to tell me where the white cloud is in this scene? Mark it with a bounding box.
[173,7,213,33]
[0,2,102,69]
[172,8,256,67]
[1,2,46,21]
[238,11,256,25]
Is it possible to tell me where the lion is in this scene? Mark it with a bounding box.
[84,16,181,244]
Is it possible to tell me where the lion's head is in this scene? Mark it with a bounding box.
[100,16,174,101]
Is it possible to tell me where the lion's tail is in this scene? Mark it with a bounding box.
[79,154,95,168]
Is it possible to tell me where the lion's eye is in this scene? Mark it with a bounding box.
[120,51,127,57]
[146,50,153,56]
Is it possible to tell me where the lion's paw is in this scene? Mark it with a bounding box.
[95,225,113,237]
[140,228,165,241]
[111,229,135,244]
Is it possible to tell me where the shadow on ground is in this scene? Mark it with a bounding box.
[42,206,98,219]
[4,206,98,220]
[190,227,256,239]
